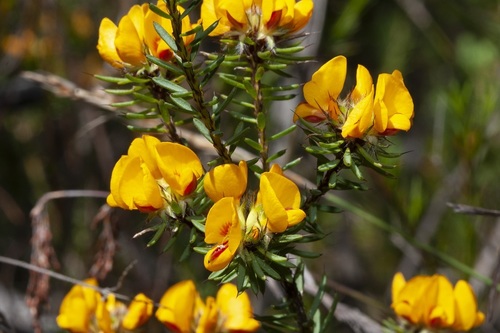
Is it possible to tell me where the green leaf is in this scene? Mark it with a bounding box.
[290,248,321,259]
[269,125,297,141]
[218,73,245,90]
[263,94,296,101]
[228,111,257,124]
[104,87,138,95]
[94,74,131,85]
[124,74,150,84]
[309,275,327,319]
[282,157,302,170]
[153,21,178,52]
[256,112,266,130]
[187,215,206,233]
[148,3,172,19]
[170,96,195,113]
[111,100,138,108]
[254,255,281,280]
[192,19,219,46]
[317,159,341,172]
[275,45,305,54]
[244,138,263,152]
[343,147,352,167]
[146,55,184,75]
[267,149,287,163]
[152,77,189,94]
[147,223,167,247]
[193,118,214,144]
[200,55,225,86]
[132,92,158,104]
[350,161,365,181]
[261,84,300,93]
[249,253,267,281]
[213,88,237,115]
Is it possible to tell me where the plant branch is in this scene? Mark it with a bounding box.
[166,0,232,163]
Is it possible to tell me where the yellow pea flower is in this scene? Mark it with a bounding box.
[204,197,243,271]
[156,280,200,332]
[156,281,259,333]
[97,4,148,69]
[391,272,485,331]
[294,55,414,138]
[373,70,414,135]
[144,1,195,62]
[97,2,195,69]
[204,160,248,202]
[215,284,260,332]
[259,171,306,233]
[107,135,203,213]
[56,279,99,333]
[200,0,313,41]
[121,293,154,330]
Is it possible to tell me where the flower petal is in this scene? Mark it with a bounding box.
[303,56,347,112]
[260,172,304,233]
[122,293,153,330]
[115,13,145,67]
[97,18,122,68]
[204,161,248,202]
[155,142,203,197]
[156,280,198,332]
[293,102,327,123]
[291,0,314,32]
[452,280,483,331]
[216,284,261,332]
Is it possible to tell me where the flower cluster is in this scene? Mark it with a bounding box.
[57,279,259,333]
[391,272,485,332]
[200,0,313,46]
[156,280,260,333]
[56,278,153,333]
[294,55,414,139]
[203,161,305,271]
[97,1,194,69]
[106,135,203,214]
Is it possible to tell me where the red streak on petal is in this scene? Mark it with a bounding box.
[182,174,198,196]
[137,205,159,213]
[303,115,327,123]
[226,12,245,30]
[380,128,399,136]
[219,221,233,237]
[158,49,174,62]
[209,242,228,262]
[266,10,282,30]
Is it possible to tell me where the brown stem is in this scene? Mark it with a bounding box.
[282,280,313,333]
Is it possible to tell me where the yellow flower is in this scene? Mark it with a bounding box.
[107,135,203,212]
[97,4,148,69]
[294,55,413,138]
[156,280,260,333]
[156,280,200,332]
[144,1,195,62]
[200,0,313,41]
[391,272,485,331]
[122,293,154,330]
[373,70,414,135]
[56,279,99,333]
[215,284,261,332]
[204,197,243,271]
[203,161,305,271]
[97,2,195,69]
[204,160,248,202]
[259,170,306,233]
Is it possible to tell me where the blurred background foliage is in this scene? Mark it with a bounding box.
[1,0,500,332]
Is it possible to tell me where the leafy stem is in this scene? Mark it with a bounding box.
[247,46,269,172]
[165,0,232,163]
